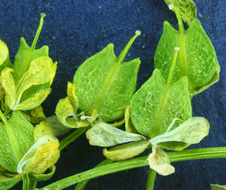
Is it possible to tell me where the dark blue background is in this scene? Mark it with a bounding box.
[0,0,225,189]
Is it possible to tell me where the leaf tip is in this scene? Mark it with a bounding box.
[168,4,174,10]
[135,30,141,36]
[40,13,46,18]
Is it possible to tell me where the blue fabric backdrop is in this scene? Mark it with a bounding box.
[0,0,225,189]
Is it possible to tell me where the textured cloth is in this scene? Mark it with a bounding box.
[0,0,225,189]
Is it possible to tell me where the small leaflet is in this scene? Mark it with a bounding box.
[148,145,175,176]
[150,117,210,147]
[55,97,89,128]
[86,122,146,147]
[103,140,149,161]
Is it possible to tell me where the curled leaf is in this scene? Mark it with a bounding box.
[86,122,146,147]
[24,140,59,174]
[0,68,16,108]
[15,88,52,111]
[67,82,78,113]
[148,145,175,176]
[150,117,210,150]
[124,106,138,133]
[103,140,149,161]
[33,121,55,142]
[55,97,89,128]
[13,57,56,110]
[25,105,46,124]
[17,135,59,174]
[1,57,56,111]
[0,14,57,111]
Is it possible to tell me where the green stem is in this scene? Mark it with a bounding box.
[31,13,46,50]
[171,6,184,33]
[22,173,37,190]
[146,169,156,190]
[117,30,141,63]
[40,147,226,190]
[74,159,112,190]
[59,128,88,151]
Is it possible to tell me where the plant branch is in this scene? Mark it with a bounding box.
[146,169,156,190]
[22,174,37,190]
[74,159,112,190]
[39,147,226,190]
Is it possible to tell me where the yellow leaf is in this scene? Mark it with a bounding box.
[148,145,175,176]
[103,140,149,161]
[33,121,54,142]
[0,68,16,109]
[24,140,60,174]
[67,82,78,113]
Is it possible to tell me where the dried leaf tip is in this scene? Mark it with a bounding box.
[168,4,174,10]
[40,13,46,18]
[174,47,180,51]
[135,30,141,36]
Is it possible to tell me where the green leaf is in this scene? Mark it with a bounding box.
[0,173,21,190]
[16,56,53,95]
[211,184,226,190]
[0,111,34,172]
[86,122,146,147]
[73,31,141,122]
[1,57,56,110]
[17,135,59,174]
[13,14,48,83]
[0,40,11,72]
[103,140,149,161]
[130,69,192,138]
[150,117,210,150]
[164,0,196,25]
[148,145,175,176]
[154,18,219,95]
[55,97,89,128]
